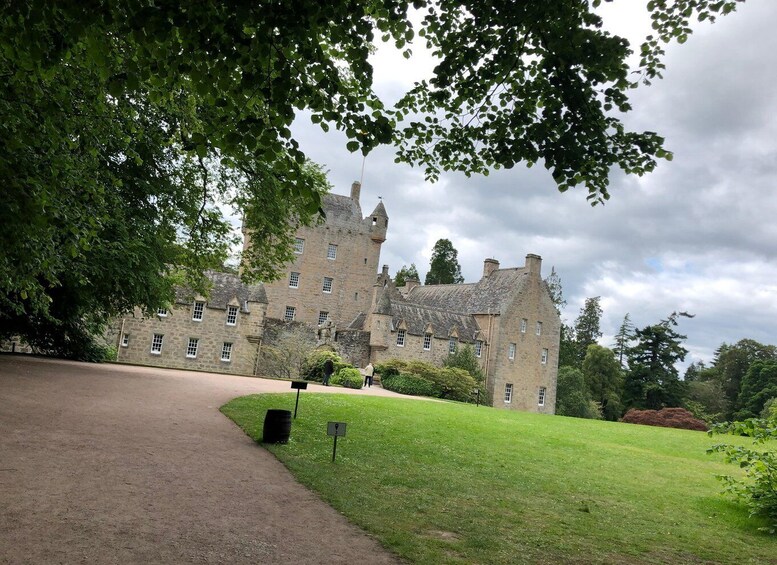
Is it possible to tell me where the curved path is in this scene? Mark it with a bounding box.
[0,355,405,564]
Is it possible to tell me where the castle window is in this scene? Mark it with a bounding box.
[448,338,457,355]
[186,338,199,358]
[289,272,300,289]
[475,340,483,358]
[318,311,329,325]
[121,333,129,347]
[284,306,296,322]
[538,387,547,406]
[192,301,205,321]
[322,277,333,293]
[508,343,516,360]
[354,292,359,300]
[423,333,432,351]
[504,383,513,403]
[364,258,367,264]
[150,333,163,354]
[157,308,168,317]
[536,321,542,336]
[396,329,406,347]
[372,217,377,225]
[541,348,548,365]
[327,244,337,260]
[520,318,527,333]
[294,238,305,254]
[226,305,239,326]
[221,342,233,362]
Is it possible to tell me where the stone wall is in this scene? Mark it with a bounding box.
[115,300,265,376]
[487,270,560,414]
[255,190,386,330]
[333,329,371,368]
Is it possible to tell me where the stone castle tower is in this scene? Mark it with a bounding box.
[250,181,388,328]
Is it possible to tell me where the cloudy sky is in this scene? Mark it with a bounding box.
[288,1,777,369]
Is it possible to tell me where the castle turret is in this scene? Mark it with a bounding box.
[369,200,388,243]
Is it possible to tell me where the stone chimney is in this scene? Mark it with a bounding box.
[483,258,500,278]
[525,254,542,277]
[382,264,389,277]
[404,277,420,292]
[350,181,361,203]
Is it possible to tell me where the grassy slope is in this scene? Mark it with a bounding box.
[221,394,777,565]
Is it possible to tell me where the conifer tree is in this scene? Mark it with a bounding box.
[425,239,464,285]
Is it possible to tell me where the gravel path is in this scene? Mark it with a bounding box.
[0,355,405,564]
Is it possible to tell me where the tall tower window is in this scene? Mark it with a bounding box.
[538,387,547,406]
[504,383,513,403]
[327,244,337,260]
[289,272,300,289]
[323,277,333,293]
[294,238,305,254]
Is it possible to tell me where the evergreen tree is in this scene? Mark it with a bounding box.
[558,323,578,370]
[543,266,566,315]
[425,239,464,285]
[623,313,691,410]
[394,264,420,287]
[612,313,635,368]
[582,344,624,421]
[573,297,603,364]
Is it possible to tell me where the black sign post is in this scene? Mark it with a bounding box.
[327,421,347,462]
[474,388,480,407]
[291,381,308,418]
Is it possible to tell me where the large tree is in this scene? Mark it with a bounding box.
[582,344,624,421]
[733,361,777,420]
[623,313,691,410]
[707,339,777,416]
[425,239,464,285]
[573,297,603,365]
[0,1,744,355]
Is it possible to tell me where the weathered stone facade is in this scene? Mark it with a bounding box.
[247,181,387,330]
[110,181,559,414]
[358,255,560,414]
[114,272,267,376]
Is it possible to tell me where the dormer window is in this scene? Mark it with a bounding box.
[226,305,238,326]
[372,217,377,225]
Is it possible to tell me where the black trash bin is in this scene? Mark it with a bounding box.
[263,409,292,444]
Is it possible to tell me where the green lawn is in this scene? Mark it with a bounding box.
[221,394,777,564]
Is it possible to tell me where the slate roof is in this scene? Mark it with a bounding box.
[175,270,267,310]
[390,302,480,342]
[322,193,362,226]
[367,267,529,342]
[404,268,529,315]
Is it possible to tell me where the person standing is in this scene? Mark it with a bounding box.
[322,358,334,386]
[363,362,374,388]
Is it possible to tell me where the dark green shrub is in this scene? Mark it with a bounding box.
[429,367,477,402]
[376,358,477,402]
[302,350,349,382]
[382,372,440,397]
[331,367,363,389]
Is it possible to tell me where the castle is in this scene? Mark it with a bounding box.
[113,182,560,413]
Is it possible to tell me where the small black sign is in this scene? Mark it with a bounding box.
[291,381,308,390]
[327,421,347,437]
